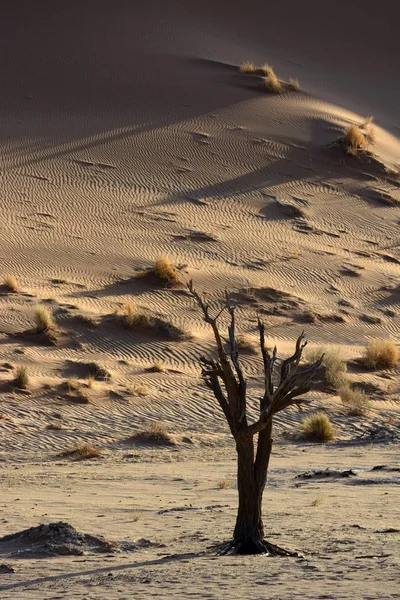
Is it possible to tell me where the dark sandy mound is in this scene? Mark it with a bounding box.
[0,522,122,558]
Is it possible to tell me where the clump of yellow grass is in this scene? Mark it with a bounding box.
[239,61,257,73]
[301,412,335,442]
[363,340,399,369]
[343,124,366,156]
[154,256,182,286]
[34,305,54,333]
[263,70,282,94]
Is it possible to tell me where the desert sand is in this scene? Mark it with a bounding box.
[0,2,399,598]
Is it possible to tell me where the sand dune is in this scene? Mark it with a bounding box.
[0,2,399,598]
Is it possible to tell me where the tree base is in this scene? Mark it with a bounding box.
[217,538,299,557]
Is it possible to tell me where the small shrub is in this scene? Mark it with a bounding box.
[364,340,399,369]
[307,348,347,389]
[34,305,54,333]
[239,61,256,73]
[4,275,19,293]
[339,384,370,416]
[287,77,300,91]
[154,256,182,286]
[342,124,365,156]
[13,366,29,389]
[301,412,335,442]
[87,376,95,389]
[57,442,101,460]
[236,334,257,355]
[263,70,282,94]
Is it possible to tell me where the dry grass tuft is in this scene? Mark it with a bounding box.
[260,63,273,76]
[115,303,188,341]
[57,442,101,460]
[133,422,178,446]
[363,340,399,369]
[34,305,54,333]
[342,124,366,156]
[287,77,300,91]
[339,384,370,416]
[86,376,95,389]
[4,275,19,293]
[239,61,257,73]
[217,478,234,489]
[236,334,258,355]
[119,302,153,328]
[301,412,336,442]
[154,256,182,286]
[128,383,149,397]
[307,348,347,390]
[263,70,282,94]
[13,366,29,389]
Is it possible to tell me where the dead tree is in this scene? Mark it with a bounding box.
[188,281,322,556]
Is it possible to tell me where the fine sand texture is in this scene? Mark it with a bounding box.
[0,2,399,598]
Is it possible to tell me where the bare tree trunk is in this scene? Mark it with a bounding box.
[233,437,264,551]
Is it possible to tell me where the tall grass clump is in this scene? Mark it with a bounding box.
[13,366,29,389]
[301,412,335,442]
[34,305,54,333]
[307,348,347,389]
[363,340,399,369]
[342,124,365,156]
[339,384,370,416]
[263,70,282,94]
[239,61,257,73]
[154,256,182,286]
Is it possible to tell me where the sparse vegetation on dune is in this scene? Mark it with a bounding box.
[263,70,282,94]
[119,301,153,328]
[239,61,298,92]
[239,61,257,73]
[57,442,101,460]
[34,305,55,333]
[154,256,182,286]
[3,275,19,293]
[136,256,183,286]
[363,340,399,369]
[133,422,178,446]
[260,63,273,76]
[13,365,29,389]
[306,348,347,390]
[114,302,189,341]
[339,384,370,416]
[301,412,336,442]
[342,124,366,156]
[288,77,300,91]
